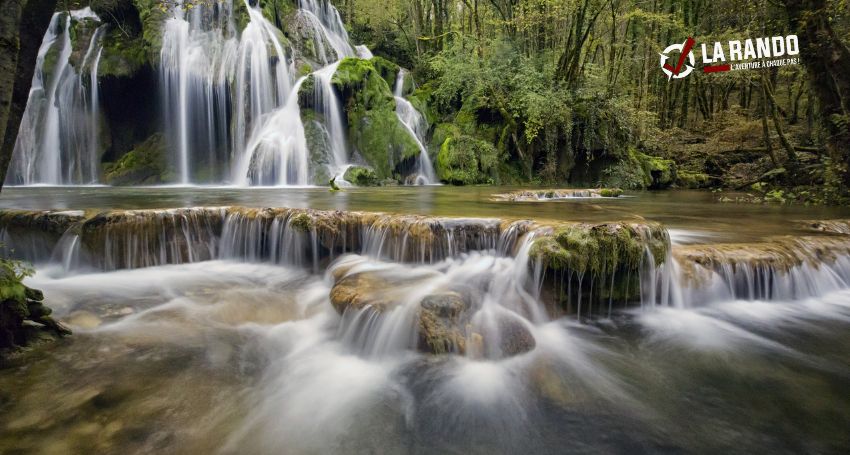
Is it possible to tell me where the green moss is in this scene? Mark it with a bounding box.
[633,149,677,189]
[348,108,420,178]
[289,212,313,232]
[0,257,70,351]
[332,57,395,111]
[98,26,148,78]
[102,133,168,185]
[435,134,500,185]
[260,0,296,30]
[370,56,400,90]
[600,148,678,190]
[331,58,420,179]
[676,171,710,188]
[599,188,623,197]
[529,222,668,277]
[343,166,379,186]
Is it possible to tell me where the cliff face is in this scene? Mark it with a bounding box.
[0,0,58,190]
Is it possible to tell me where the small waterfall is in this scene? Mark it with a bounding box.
[313,62,348,171]
[7,9,104,185]
[298,0,354,61]
[393,70,436,185]
[237,78,310,186]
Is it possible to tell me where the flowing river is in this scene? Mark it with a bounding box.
[1,186,850,454]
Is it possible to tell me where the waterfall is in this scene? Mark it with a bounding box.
[298,0,354,61]
[393,70,436,185]
[160,0,292,184]
[236,78,310,186]
[313,62,348,171]
[6,9,104,185]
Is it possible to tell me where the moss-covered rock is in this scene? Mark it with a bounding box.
[343,166,379,186]
[676,170,710,188]
[529,221,669,311]
[102,133,168,185]
[599,148,678,190]
[370,55,400,90]
[332,58,420,179]
[97,25,148,78]
[0,259,70,352]
[435,134,500,185]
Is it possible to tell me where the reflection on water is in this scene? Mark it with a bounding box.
[3,186,850,242]
[2,256,849,454]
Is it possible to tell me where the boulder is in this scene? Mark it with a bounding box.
[416,292,470,354]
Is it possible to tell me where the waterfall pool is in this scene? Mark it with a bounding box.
[1,187,850,454]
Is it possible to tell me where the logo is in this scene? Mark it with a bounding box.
[660,35,800,80]
[660,37,696,79]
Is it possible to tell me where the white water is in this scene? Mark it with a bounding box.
[393,70,436,185]
[7,10,104,185]
[160,0,293,184]
[313,61,348,171]
[16,224,850,452]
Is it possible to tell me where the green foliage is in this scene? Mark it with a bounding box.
[435,135,500,185]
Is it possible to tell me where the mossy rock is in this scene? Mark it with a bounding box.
[435,134,500,185]
[676,171,710,188]
[530,222,669,277]
[348,109,420,179]
[102,133,168,185]
[369,56,400,90]
[632,149,677,189]
[332,58,420,179]
[258,0,296,31]
[0,262,70,351]
[97,24,148,78]
[343,166,379,186]
[332,57,395,111]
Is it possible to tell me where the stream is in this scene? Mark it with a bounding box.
[1,187,849,454]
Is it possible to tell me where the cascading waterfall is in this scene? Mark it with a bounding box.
[160,0,294,184]
[393,70,436,185]
[237,78,310,186]
[8,206,850,452]
[313,61,348,171]
[6,9,104,185]
[298,0,354,60]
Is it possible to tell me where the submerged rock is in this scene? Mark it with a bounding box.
[329,267,535,358]
[343,166,379,186]
[417,292,470,355]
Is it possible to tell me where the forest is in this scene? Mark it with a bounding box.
[335,0,850,201]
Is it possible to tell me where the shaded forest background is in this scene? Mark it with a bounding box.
[337,0,850,201]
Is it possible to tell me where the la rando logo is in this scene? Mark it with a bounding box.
[660,35,800,80]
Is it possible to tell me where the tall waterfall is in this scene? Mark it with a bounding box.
[160,0,359,185]
[6,9,104,186]
[160,0,293,184]
[393,70,436,185]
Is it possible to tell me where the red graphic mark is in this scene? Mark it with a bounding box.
[663,37,696,76]
[703,64,731,73]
